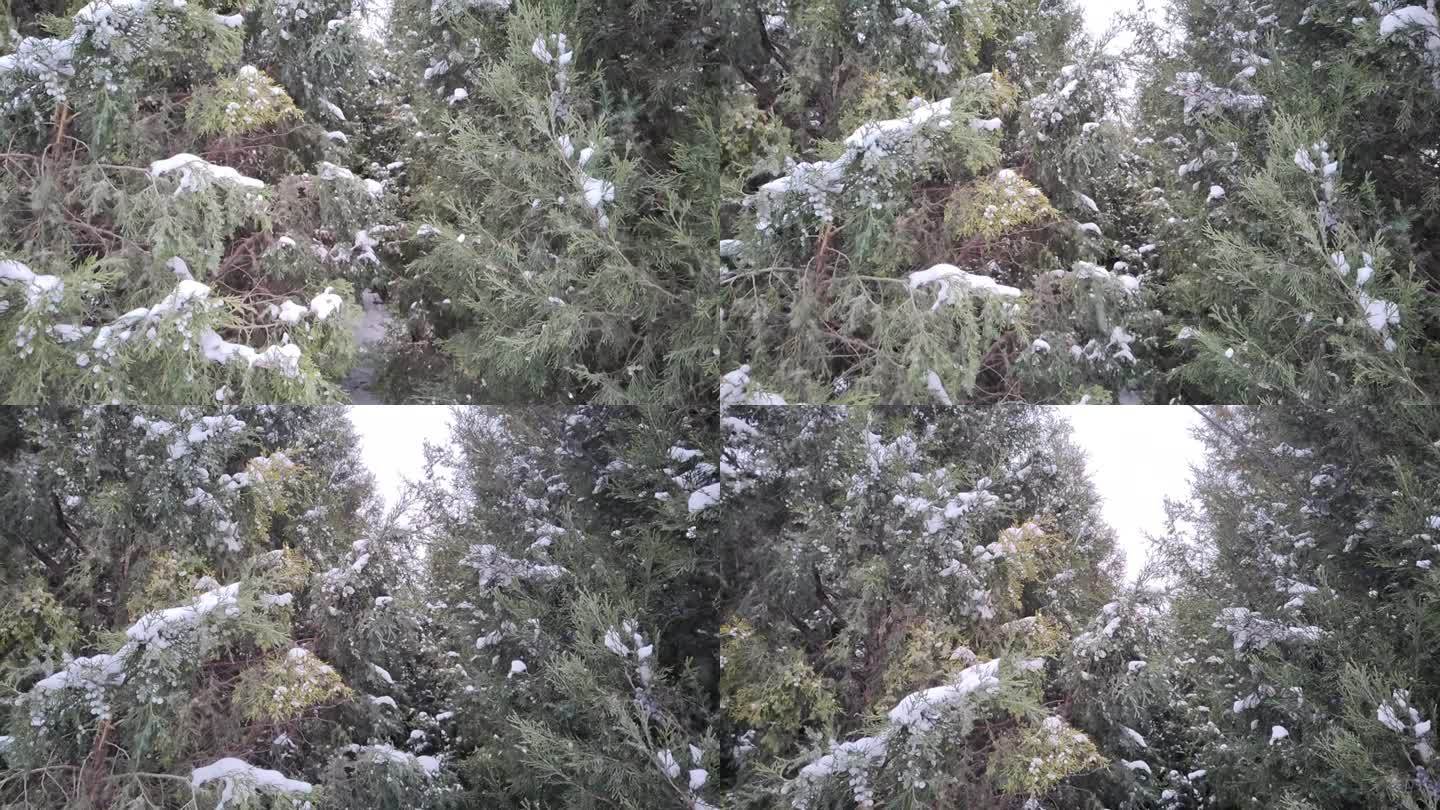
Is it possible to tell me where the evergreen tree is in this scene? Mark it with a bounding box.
[1128,0,1440,404]
[714,405,1147,807]
[0,406,461,809]
[717,0,1171,404]
[1147,404,1440,809]
[372,0,719,404]
[412,404,722,806]
[0,0,394,403]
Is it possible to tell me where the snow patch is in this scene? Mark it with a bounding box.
[908,263,1021,308]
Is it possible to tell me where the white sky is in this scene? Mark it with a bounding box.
[1081,0,1136,39]
[349,406,454,509]
[1062,406,1204,580]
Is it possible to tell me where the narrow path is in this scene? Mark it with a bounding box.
[342,289,390,404]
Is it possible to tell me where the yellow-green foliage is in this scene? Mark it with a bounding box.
[720,619,837,753]
[947,169,1058,241]
[255,547,314,594]
[879,619,976,706]
[0,580,79,670]
[717,93,793,178]
[188,65,302,137]
[837,71,926,136]
[991,715,1106,796]
[991,520,1065,614]
[996,613,1067,659]
[244,451,304,540]
[234,647,351,723]
[124,551,218,622]
[988,72,1020,115]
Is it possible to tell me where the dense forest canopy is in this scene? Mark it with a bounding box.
[0,0,1436,404]
[3,0,1440,806]
[0,401,1437,809]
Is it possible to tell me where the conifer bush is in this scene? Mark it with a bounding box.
[0,0,394,404]
[0,0,1436,402]
[1,397,1439,808]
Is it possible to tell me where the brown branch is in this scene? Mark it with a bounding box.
[812,564,841,619]
[51,103,71,150]
[5,527,67,587]
[80,718,113,808]
[752,1,790,72]
[51,493,84,553]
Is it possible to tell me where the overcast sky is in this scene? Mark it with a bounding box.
[349,406,453,510]
[1082,0,1140,39]
[1062,406,1204,580]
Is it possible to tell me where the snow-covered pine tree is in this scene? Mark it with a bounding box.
[413,405,723,806]
[373,0,719,404]
[717,0,1169,405]
[714,404,1163,807]
[1148,404,1440,808]
[0,406,461,808]
[0,407,364,639]
[0,0,401,403]
[1130,0,1440,404]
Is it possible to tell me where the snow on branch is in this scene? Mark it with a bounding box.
[1215,607,1324,652]
[0,260,64,313]
[150,154,266,194]
[788,659,1002,808]
[346,744,443,778]
[1166,71,1265,123]
[266,288,346,326]
[1379,5,1440,86]
[0,0,217,105]
[75,276,307,377]
[23,579,285,727]
[191,757,313,800]
[719,365,787,407]
[464,543,566,589]
[908,263,1021,308]
[754,97,998,230]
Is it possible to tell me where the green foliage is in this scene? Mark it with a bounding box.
[187,65,303,137]
[991,715,1108,796]
[716,405,1128,806]
[0,579,79,674]
[720,619,838,754]
[384,1,714,404]
[948,169,1060,241]
[234,647,351,723]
